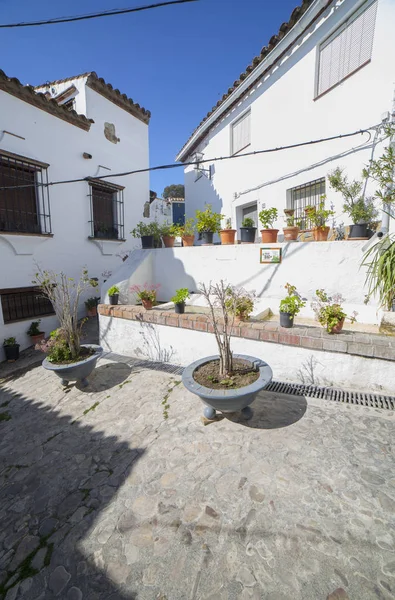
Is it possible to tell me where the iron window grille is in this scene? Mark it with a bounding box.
[1,287,55,324]
[0,152,51,235]
[88,180,125,241]
[290,178,326,230]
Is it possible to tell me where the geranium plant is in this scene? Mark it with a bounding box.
[279,283,306,316]
[130,283,160,304]
[225,287,255,320]
[311,289,357,333]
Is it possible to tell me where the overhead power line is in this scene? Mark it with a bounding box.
[0,126,377,191]
[0,0,197,29]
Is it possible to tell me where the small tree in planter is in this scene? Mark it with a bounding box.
[130,283,160,310]
[279,283,306,328]
[306,199,334,241]
[311,289,357,333]
[219,218,236,245]
[196,205,223,244]
[107,285,120,306]
[259,207,279,243]
[328,168,378,238]
[171,288,190,314]
[3,337,20,362]
[27,320,45,344]
[240,217,257,243]
[182,281,273,419]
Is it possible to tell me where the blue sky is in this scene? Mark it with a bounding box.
[1,0,298,196]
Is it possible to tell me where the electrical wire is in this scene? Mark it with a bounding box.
[0,0,197,29]
[0,125,380,191]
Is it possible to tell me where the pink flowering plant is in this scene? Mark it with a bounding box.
[311,289,357,333]
[130,283,160,304]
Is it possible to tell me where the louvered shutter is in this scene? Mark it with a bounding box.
[317,0,377,96]
[231,111,251,155]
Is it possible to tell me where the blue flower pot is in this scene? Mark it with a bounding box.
[43,344,103,387]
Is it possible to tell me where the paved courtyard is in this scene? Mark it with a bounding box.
[0,347,394,599]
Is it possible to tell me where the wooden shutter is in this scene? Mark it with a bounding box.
[0,157,38,233]
[92,184,115,235]
[317,0,377,96]
[232,111,251,154]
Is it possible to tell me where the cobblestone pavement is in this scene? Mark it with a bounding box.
[0,348,394,599]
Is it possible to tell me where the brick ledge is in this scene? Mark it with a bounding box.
[98,305,394,362]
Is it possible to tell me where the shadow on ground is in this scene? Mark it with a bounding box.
[73,362,133,393]
[225,391,307,429]
[0,384,142,599]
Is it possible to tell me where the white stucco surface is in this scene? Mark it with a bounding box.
[0,77,150,359]
[99,315,394,394]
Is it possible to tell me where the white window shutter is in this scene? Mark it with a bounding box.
[318,0,377,96]
[232,111,251,154]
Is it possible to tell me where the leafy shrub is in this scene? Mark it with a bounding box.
[225,287,255,319]
[108,285,120,296]
[279,283,306,316]
[3,337,17,346]
[259,207,278,229]
[171,288,190,304]
[196,205,223,233]
[241,217,255,228]
[36,328,72,363]
[27,320,42,336]
[84,297,98,309]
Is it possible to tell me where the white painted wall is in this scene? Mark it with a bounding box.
[0,79,149,360]
[99,315,395,395]
[181,0,395,242]
[103,241,382,324]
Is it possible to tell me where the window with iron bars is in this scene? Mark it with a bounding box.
[0,152,51,235]
[88,180,125,241]
[289,178,326,230]
[1,287,54,324]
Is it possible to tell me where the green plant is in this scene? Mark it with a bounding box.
[362,143,395,206]
[171,288,190,304]
[241,217,255,228]
[363,235,395,310]
[32,266,98,361]
[279,283,306,316]
[258,207,278,229]
[311,289,357,333]
[179,218,195,237]
[130,283,160,303]
[108,285,119,296]
[225,287,255,319]
[328,167,378,225]
[84,297,98,309]
[38,328,73,363]
[284,210,302,227]
[131,221,161,244]
[160,221,178,237]
[195,205,223,233]
[27,320,42,336]
[3,337,17,346]
[306,198,335,229]
[224,218,233,230]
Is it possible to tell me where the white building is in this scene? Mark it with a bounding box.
[177,0,395,242]
[0,70,150,358]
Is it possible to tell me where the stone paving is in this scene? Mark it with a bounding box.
[0,339,394,598]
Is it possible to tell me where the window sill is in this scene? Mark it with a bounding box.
[0,231,53,238]
[88,237,126,242]
[3,312,55,325]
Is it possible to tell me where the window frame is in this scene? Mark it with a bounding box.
[230,109,251,156]
[0,150,51,236]
[314,0,377,100]
[0,286,55,324]
[288,178,326,231]
[87,179,125,241]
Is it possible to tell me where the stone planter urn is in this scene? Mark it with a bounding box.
[182,354,273,419]
[43,344,103,387]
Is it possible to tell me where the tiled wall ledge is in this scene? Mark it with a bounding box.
[98,305,394,362]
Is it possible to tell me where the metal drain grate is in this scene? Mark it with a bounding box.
[104,353,394,411]
[266,381,395,410]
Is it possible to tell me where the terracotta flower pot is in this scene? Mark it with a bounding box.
[234,313,248,324]
[260,229,279,243]
[219,229,236,245]
[330,318,345,334]
[283,226,300,241]
[313,226,330,241]
[162,235,175,248]
[87,307,97,318]
[30,332,45,345]
[182,235,195,247]
[142,298,153,310]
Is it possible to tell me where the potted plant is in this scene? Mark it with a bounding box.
[179,218,195,247]
[283,209,301,241]
[225,287,255,322]
[182,281,273,420]
[171,288,190,314]
[279,283,306,328]
[131,221,161,249]
[27,320,45,344]
[239,217,257,243]
[219,218,236,245]
[311,289,357,334]
[259,207,279,243]
[107,285,120,305]
[33,266,102,386]
[328,168,378,239]
[306,198,335,241]
[196,205,223,244]
[3,337,20,362]
[130,283,160,310]
[161,221,178,248]
[85,297,99,317]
